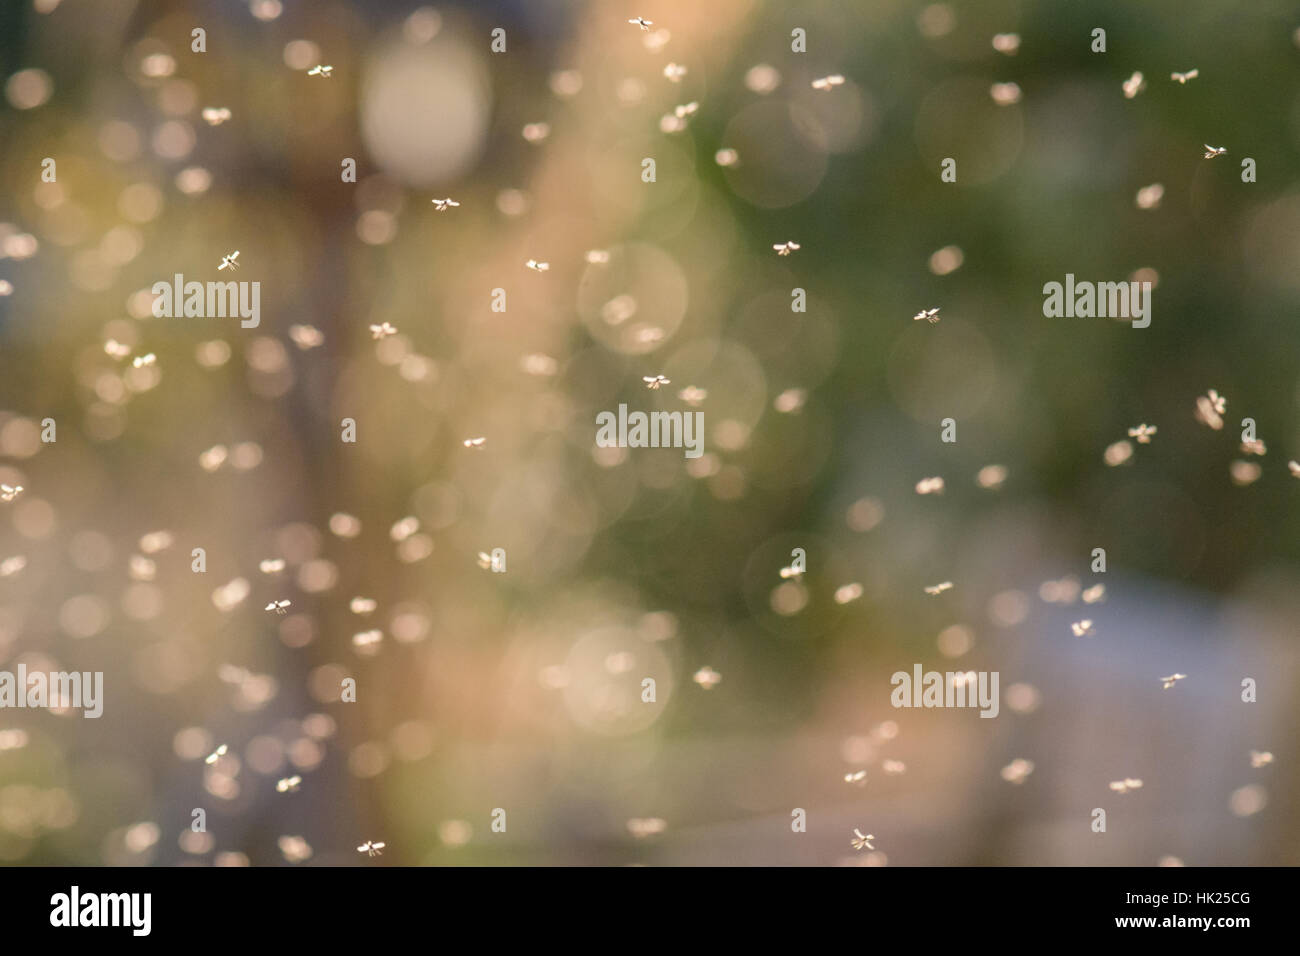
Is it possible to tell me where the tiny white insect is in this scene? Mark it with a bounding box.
[628,17,652,31]
[289,325,324,349]
[1128,423,1157,444]
[265,600,291,614]
[132,353,156,368]
[1135,183,1164,210]
[205,744,228,765]
[276,775,302,793]
[525,259,550,272]
[913,308,940,323]
[1203,144,1227,158]
[1170,69,1198,84]
[1250,750,1274,768]
[811,74,845,91]
[357,840,386,857]
[1071,619,1094,637]
[1195,389,1226,430]
[1000,758,1035,784]
[369,322,396,340]
[778,564,802,580]
[1109,778,1144,793]
[585,250,610,265]
[673,101,699,119]
[1122,71,1145,99]
[430,198,460,211]
[693,665,721,689]
[677,386,707,406]
[915,476,945,495]
[279,835,313,863]
[218,250,239,271]
[991,33,1021,55]
[476,552,493,570]
[989,82,1021,106]
[463,437,486,449]
[663,63,687,82]
[104,339,131,359]
[522,122,551,143]
[850,828,875,850]
[834,582,864,604]
[259,558,286,574]
[773,388,806,414]
[349,597,377,615]
[202,107,233,127]
[1104,439,1134,467]
[773,241,800,256]
[1289,460,1300,478]
[924,581,953,595]
[307,64,333,78]
[202,107,232,126]
[1160,673,1186,690]
[844,770,867,786]
[643,374,670,390]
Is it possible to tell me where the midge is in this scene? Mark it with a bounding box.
[430,198,459,211]
[357,840,385,857]
[773,241,800,256]
[218,250,239,271]
[643,374,670,390]
[812,75,845,91]
[850,829,875,850]
[307,64,333,78]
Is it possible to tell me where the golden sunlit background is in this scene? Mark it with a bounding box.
[0,0,1298,865]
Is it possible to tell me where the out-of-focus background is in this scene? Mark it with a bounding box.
[0,0,1297,866]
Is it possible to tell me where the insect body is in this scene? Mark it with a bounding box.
[850,829,875,850]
